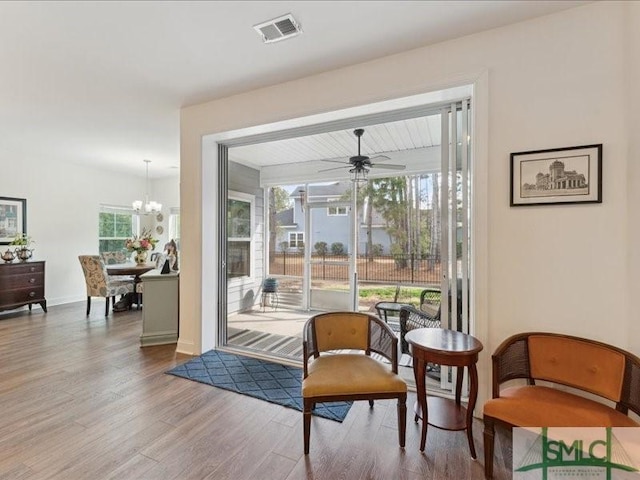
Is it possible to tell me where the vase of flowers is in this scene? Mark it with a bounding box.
[10,233,35,262]
[125,229,158,265]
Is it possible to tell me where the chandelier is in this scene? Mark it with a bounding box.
[132,159,162,214]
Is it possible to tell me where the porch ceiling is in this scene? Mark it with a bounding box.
[229,114,442,170]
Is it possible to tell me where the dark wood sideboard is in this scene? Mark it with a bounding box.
[0,261,47,313]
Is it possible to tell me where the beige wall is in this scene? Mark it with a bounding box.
[627,1,640,355]
[180,2,639,402]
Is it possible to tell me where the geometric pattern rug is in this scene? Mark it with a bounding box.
[166,350,352,422]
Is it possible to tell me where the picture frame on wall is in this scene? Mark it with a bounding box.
[0,196,27,244]
[510,144,602,207]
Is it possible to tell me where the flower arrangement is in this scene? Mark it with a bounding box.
[124,228,158,254]
[10,233,34,249]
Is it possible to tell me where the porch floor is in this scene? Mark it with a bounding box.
[227,306,445,391]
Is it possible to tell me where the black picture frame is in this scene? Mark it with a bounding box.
[510,144,602,207]
[0,196,27,244]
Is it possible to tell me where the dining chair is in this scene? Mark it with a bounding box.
[78,255,135,316]
[302,311,407,454]
[100,251,128,265]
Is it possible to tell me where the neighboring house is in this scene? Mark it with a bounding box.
[275,181,391,254]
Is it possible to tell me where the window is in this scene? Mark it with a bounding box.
[168,207,180,249]
[327,206,348,216]
[98,205,139,253]
[228,192,254,279]
[289,232,304,248]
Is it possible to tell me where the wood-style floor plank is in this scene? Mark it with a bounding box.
[0,302,513,479]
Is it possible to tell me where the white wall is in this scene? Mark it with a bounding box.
[0,156,179,308]
[180,2,639,404]
[148,175,181,248]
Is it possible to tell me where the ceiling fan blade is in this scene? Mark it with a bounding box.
[367,155,391,162]
[321,159,350,164]
[318,165,349,172]
[370,163,406,170]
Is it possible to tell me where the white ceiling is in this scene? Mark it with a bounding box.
[0,1,589,179]
[230,115,442,169]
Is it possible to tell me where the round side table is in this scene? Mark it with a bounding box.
[405,327,483,457]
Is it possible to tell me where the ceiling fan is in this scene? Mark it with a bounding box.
[319,128,406,181]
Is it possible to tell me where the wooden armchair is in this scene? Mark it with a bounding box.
[302,312,407,454]
[483,332,640,478]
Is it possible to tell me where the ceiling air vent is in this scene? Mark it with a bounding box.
[253,14,302,44]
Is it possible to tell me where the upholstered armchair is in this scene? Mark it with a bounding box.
[78,255,134,316]
[302,311,407,454]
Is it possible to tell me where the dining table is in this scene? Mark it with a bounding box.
[106,263,155,278]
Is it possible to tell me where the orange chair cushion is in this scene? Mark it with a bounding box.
[302,354,407,398]
[483,386,639,427]
[314,313,369,352]
[528,335,625,402]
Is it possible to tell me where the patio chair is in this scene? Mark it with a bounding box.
[399,305,441,355]
[261,277,278,311]
[302,311,407,454]
[419,287,441,317]
[78,255,135,316]
[374,284,412,327]
[417,281,465,332]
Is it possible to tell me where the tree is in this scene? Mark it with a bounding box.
[340,175,431,266]
[314,241,328,255]
[268,186,293,260]
[429,173,440,260]
[272,186,291,212]
[339,181,377,261]
[331,242,345,255]
[369,177,410,266]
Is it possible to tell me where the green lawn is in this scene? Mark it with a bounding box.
[329,284,437,306]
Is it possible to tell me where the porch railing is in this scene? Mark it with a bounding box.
[269,252,442,285]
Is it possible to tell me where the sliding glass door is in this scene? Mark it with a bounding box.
[217,97,473,383]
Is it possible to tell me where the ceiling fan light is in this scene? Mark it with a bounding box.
[350,167,369,183]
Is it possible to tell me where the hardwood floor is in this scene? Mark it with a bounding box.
[0,302,513,479]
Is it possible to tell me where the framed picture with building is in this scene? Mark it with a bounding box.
[510,144,602,206]
[0,196,27,244]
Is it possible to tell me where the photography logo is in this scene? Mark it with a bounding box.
[513,427,640,479]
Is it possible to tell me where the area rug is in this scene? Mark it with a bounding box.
[166,350,352,422]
